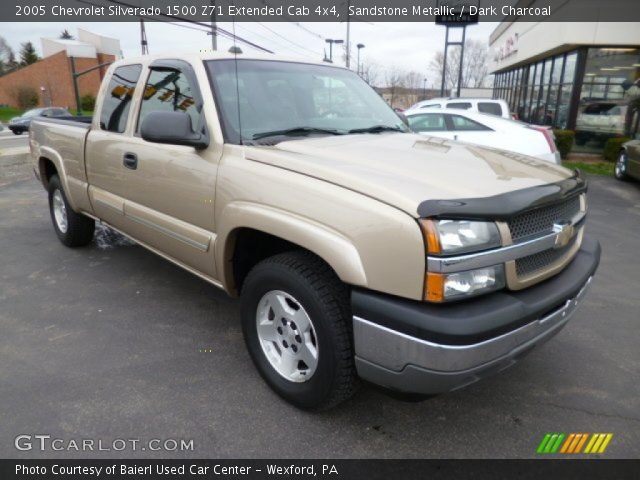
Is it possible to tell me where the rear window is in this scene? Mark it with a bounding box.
[449,114,491,131]
[478,102,503,116]
[100,64,143,133]
[446,102,472,110]
[420,103,442,109]
[582,103,618,115]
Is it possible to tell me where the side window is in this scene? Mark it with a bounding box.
[100,64,142,133]
[446,102,472,110]
[421,103,441,109]
[478,102,503,116]
[449,115,491,131]
[137,68,202,132]
[407,113,447,132]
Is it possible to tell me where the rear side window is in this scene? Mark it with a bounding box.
[478,102,503,116]
[421,103,441,109]
[100,64,142,133]
[449,114,492,131]
[407,113,447,132]
[137,68,202,132]
[446,102,472,110]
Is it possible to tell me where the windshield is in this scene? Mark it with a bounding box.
[205,59,407,144]
[23,108,45,117]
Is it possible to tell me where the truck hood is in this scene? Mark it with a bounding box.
[244,133,573,218]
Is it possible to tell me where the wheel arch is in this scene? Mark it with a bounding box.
[216,202,367,296]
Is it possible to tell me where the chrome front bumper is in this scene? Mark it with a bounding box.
[354,276,593,395]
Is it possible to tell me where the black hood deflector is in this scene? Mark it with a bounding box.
[417,171,586,220]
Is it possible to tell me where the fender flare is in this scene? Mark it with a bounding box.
[38,147,80,212]
[216,201,368,291]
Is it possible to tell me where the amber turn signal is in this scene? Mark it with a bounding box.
[425,272,444,302]
[419,219,441,254]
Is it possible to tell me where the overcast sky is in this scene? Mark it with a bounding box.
[0,21,497,87]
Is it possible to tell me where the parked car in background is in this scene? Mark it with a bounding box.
[8,107,71,135]
[408,97,512,119]
[404,108,561,164]
[615,136,640,181]
[575,102,628,145]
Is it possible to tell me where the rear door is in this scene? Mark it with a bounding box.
[406,112,454,140]
[627,139,640,178]
[86,63,143,230]
[118,59,218,277]
[445,113,494,146]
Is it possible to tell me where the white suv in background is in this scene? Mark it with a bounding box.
[409,97,512,119]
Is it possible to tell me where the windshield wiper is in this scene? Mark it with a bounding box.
[252,127,343,140]
[348,125,405,134]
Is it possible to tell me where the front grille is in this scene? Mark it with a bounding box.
[508,195,581,242]
[515,234,578,277]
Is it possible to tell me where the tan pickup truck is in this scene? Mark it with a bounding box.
[30,53,600,410]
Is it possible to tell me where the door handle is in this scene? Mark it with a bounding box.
[123,152,138,170]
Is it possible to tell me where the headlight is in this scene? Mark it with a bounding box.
[421,219,501,255]
[420,219,504,302]
[425,265,505,302]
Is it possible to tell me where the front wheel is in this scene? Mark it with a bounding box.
[240,251,358,410]
[615,151,629,181]
[48,175,95,247]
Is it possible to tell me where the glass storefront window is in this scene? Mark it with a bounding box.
[551,56,562,84]
[563,53,577,84]
[576,47,640,150]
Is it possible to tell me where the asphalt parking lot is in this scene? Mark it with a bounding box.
[1,173,639,459]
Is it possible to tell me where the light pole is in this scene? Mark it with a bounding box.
[356,43,365,75]
[325,39,344,63]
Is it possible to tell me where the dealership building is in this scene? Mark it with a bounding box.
[489,16,640,149]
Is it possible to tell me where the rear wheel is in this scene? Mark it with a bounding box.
[48,175,95,247]
[615,151,629,181]
[240,251,358,410]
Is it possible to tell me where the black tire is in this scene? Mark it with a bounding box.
[11,129,22,135]
[614,150,629,181]
[240,251,358,411]
[48,175,95,247]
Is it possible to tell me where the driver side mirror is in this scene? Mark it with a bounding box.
[140,111,209,149]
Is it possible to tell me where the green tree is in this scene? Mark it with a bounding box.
[59,29,74,40]
[15,86,39,109]
[0,36,16,76]
[19,41,39,66]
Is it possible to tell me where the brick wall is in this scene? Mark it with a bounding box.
[0,50,115,110]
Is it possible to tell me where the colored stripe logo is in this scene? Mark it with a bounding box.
[537,433,613,454]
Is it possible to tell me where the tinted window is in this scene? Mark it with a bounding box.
[583,103,618,115]
[449,115,491,131]
[100,64,142,133]
[446,102,472,110]
[407,113,447,132]
[421,103,441,109]
[51,108,68,116]
[137,68,203,132]
[478,102,503,116]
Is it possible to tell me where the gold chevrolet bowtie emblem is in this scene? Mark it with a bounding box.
[553,221,575,248]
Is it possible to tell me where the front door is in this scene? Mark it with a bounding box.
[119,61,219,278]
